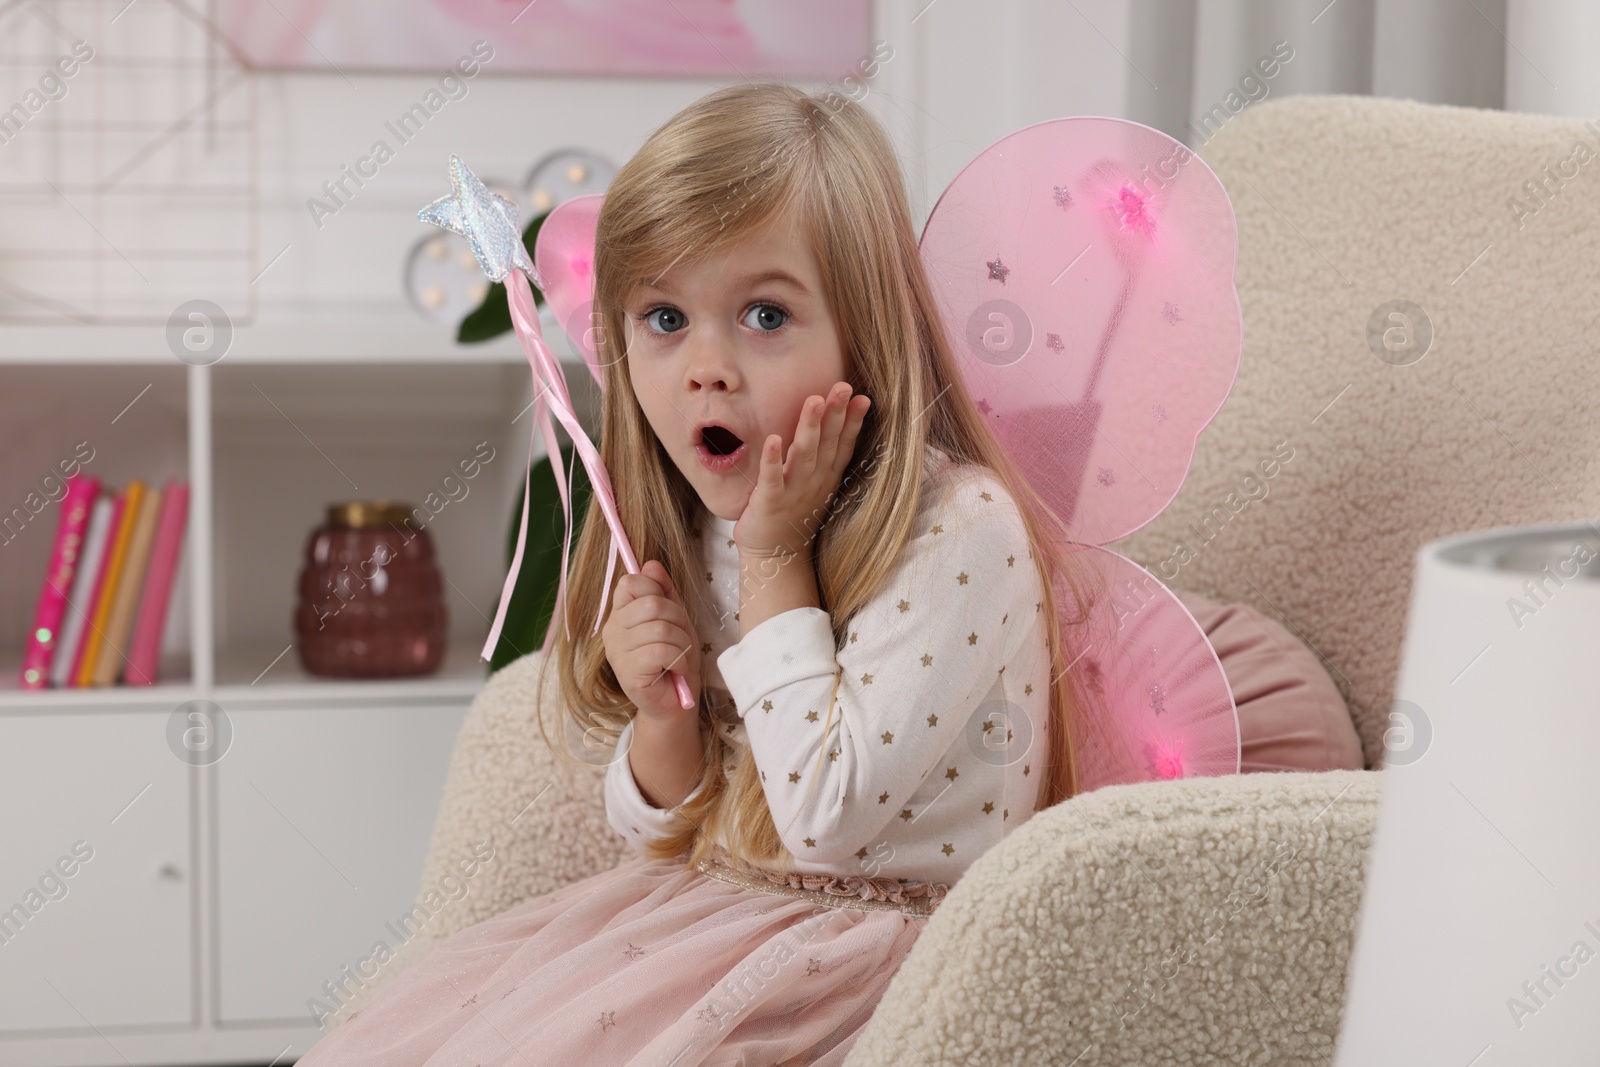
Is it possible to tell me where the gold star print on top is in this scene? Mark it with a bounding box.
[604,444,1054,883]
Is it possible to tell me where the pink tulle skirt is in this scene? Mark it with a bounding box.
[294,850,933,1066]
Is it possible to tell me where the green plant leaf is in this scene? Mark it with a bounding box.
[487,443,595,673]
[455,210,549,345]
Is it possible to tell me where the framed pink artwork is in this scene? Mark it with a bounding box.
[214,0,874,78]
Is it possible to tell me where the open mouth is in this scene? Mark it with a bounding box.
[694,422,749,473]
[699,424,744,456]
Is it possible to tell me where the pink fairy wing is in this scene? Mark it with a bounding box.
[919,116,1241,547]
[1052,541,1240,792]
[534,192,607,391]
[919,116,1243,790]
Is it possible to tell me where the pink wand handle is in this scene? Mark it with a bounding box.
[498,271,695,710]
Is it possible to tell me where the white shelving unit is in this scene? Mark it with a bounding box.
[0,307,600,1065]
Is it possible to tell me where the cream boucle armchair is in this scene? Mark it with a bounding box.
[328,94,1600,1063]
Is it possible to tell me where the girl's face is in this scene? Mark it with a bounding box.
[624,203,848,522]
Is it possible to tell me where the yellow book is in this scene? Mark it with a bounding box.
[94,485,164,687]
[75,480,145,687]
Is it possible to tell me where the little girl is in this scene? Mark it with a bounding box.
[294,81,1114,1066]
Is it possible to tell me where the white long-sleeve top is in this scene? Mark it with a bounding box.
[604,444,1053,883]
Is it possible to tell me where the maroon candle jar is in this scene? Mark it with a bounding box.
[293,501,447,678]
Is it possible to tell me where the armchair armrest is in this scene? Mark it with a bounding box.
[845,769,1382,1066]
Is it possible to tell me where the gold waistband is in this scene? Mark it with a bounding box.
[693,843,948,918]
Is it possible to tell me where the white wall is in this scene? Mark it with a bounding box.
[10,0,1587,329]
[243,0,1137,320]
[1506,0,1600,115]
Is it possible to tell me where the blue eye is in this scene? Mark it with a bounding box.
[635,302,789,337]
[743,303,789,332]
[641,306,686,334]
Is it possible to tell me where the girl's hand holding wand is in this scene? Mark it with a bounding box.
[602,559,704,724]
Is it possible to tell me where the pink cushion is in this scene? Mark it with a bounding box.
[1173,589,1365,774]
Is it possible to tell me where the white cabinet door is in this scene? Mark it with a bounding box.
[0,711,193,1033]
[214,703,465,1025]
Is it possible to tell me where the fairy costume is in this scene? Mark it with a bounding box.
[296,113,1250,1065]
[293,442,1049,1066]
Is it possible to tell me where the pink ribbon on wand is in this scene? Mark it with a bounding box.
[490,269,698,711]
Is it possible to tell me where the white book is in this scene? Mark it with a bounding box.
[49,495,114,687]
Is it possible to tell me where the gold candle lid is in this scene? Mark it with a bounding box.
[326,500,416,529]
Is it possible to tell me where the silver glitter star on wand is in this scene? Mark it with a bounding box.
[418,154,539,285]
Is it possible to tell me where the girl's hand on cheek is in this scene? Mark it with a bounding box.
[734,382,870,563]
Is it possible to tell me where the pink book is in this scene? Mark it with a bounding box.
[67,488,129,688]
[50,495,115,688]
[20,475,101,689]
[123,482,189,687]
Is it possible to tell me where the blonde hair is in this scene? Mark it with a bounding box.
[531,81,1099,872]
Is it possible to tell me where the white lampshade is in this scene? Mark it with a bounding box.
[1336,520,1600,1062]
